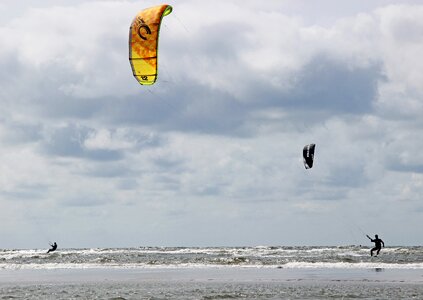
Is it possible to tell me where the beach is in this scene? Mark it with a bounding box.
[1,246,423,298]
[1,267,423,299]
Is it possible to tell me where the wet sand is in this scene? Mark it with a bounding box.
[0,267,422,299]
[1,267,423,284]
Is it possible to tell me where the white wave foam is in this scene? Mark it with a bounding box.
[283,262,423,269]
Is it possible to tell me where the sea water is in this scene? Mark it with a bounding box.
[1,246,423,299]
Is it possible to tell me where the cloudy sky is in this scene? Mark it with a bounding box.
[1,0,423,249]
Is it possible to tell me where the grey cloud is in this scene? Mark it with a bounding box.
[81,163,136,178]
[386,155,423,174]
[102,93,179,127]
[158,88,250,136]
[0,55,19,84]
[323,164,368,188]
[194,185,222,197]
[0,120,42,144]
[1,183,49,201]
[193,21,252,60]
[41,124,123,161]
[388,163,423,173]
[116,178,139,190]
[60,195,111,207]
[41,124,165,162]
[0,56,101,121]
[382,5,423,44]
[106,86,252,136]
[278,55,383,114]
[383,136,423,173]
[152,156,186,171]
[150,174,183,191]
[110,55,383,138]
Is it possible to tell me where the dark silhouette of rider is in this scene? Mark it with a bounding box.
[366,234,384,256]
[47,242,57,253]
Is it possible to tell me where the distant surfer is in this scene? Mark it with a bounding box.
[47,242,57,253]
[366,234,384,256]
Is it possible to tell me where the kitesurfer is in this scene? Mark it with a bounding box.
[366,234,384,256]
[47,242,57,253]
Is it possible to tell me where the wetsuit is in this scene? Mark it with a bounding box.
[47,242,57,253]
[367,235,384,256]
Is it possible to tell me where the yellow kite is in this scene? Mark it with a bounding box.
[129,4,173,85]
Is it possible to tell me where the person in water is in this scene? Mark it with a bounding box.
[47,242,57,253]
[366,234,384,256]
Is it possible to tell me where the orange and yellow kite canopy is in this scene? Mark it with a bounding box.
[129,4,172,85]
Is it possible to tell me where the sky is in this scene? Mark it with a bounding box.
[0,0,423,249]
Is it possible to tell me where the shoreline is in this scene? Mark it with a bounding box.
[1,267,423,285]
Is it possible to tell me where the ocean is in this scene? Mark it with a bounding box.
[1,246,423,299]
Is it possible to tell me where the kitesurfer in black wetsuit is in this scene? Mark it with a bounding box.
[366,234,384,256]
[47,242,57,253]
